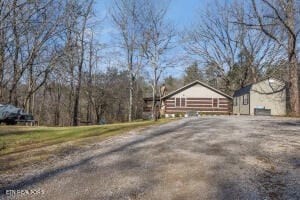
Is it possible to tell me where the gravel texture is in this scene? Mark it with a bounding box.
[0,116,299,200]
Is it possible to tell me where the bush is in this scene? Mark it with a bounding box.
[175,112,184,117]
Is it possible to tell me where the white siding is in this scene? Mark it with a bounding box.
[250,79,286,115]
[233,95,250,115]
[169,84,225,98]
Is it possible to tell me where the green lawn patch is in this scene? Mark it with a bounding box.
[0,119,173,173]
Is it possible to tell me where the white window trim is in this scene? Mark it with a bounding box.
[175,96,186,108]
[243,94,249,105]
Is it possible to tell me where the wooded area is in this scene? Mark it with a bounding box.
[0,0,299,126]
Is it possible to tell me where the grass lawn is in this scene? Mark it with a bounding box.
[0,119,173,174]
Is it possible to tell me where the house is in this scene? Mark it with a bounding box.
[142,96,160,119]
[233,78,286,115]
[160,80,232,115]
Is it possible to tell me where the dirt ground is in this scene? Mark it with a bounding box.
[1,116,299,200]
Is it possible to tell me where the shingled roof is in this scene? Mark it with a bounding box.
[233,84,252,97]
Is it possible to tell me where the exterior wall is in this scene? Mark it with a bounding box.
[142,98,160,119]
[233,94,250,115]
[164,84,232,114]
[171,84,225,98]
[165,97,231,114]
[143,100,152,112]
[233,97,239,114]
[250,79,286,115]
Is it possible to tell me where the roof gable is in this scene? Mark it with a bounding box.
[233,84,252,97]
[233,78,285,97]
[162,80,232,99]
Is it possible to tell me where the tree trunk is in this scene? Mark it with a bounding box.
[87,33,93,123]
[9,0,19,106]
[152,68,157,121]
[288,54,299,116]
[128,50,134,122]
[25,63,34,112]
[129,72,133,122]
[54,84,61,126]
[69,70,74,126]
[0,27,4,103]
[73,0,93,126]
[287,0,299,116]
[73,81,81,126]
[38,85,47,125]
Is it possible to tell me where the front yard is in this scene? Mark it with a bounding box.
[0,119,172,178]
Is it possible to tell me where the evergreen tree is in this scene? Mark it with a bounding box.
[183,62,203,84]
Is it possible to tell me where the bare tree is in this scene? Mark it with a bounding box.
[3,1,65,107]
[111,0,145,122]
[141,1,174,120]
[232,1,283,84]
[72,0,93,126]
[183,2,240,92]
[249,0,299,116]
[61,0,94,126]
[86,31,94,123]
[184,1,284,93]
[0,0,10,102]
[0,0,70,124]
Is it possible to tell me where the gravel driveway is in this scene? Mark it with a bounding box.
[1,116,300,200]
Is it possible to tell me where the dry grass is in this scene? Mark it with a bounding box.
[0,119,173,173]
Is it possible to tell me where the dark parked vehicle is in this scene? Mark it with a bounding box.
[0,104,33,125]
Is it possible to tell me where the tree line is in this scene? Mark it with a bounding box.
[0,0,299,126]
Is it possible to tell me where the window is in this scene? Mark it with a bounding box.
[243,94,249,105]
[213,98,218,108]
[175,98,180,107]
[175,97,186,107]
[181,98,186,107]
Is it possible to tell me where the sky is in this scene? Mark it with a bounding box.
[94,0,208,41]
[92,0,212,77]
[165,0,202,29]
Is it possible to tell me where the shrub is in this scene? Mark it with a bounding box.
[175,113,181,118]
